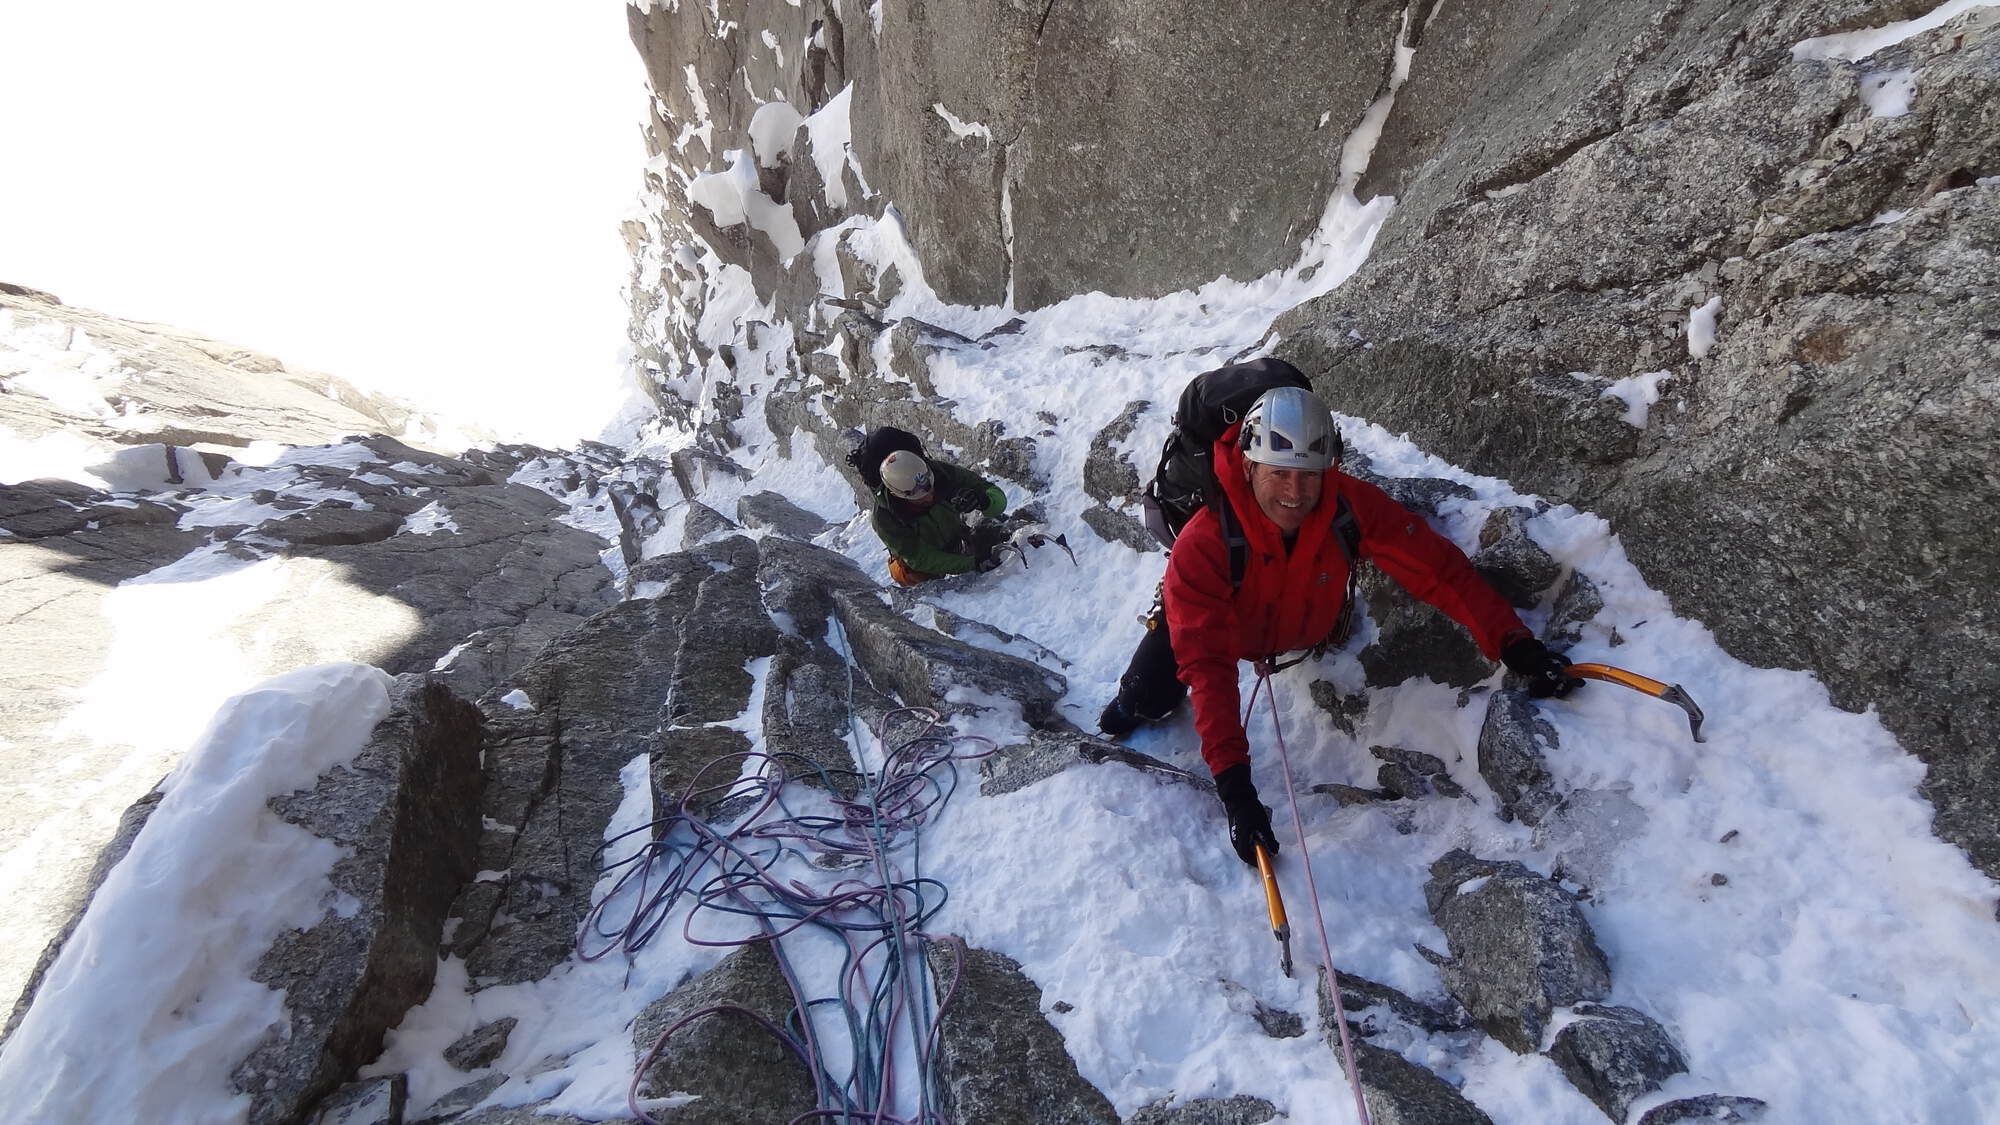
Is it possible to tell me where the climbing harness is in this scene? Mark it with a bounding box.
[1245,660,1374,1125]
[1565,661,1707,742]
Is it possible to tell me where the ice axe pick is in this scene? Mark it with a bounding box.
[1565,662,1707,743]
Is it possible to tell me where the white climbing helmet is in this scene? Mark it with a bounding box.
[1239,385,1339,471]
[880,449,935,501]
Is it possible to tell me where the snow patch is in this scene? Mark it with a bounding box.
[1860,68,1918,117]
[1791,0,1999,62]
[931,103,992,142]
[1601,370,1672,428]
[1686,296,1722,359]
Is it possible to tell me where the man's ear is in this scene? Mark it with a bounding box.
[1242,459,1255,483]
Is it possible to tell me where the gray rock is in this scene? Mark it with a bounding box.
[1638,1094,1769,1124]
[1477,690,1564,827]
[1471,506,1563,610]
[756,536,879,643]
[1419,849,1611,1054]
[831,588,1067,728]
[433,618,587,704]
[1548,569,1607,645]
[412,1074,507,1124]
[681,500,738,547]
[444,1016,519,1072]
[1083,400,1150,503]
[925,940,1119,1124]
[979,730,1205,797]
[1357,560,1499,691]
[231,677,485,1125]
[450,595,692,986]
[308,1076,405,1125]
[631,942,817,1125]
[666,447,750,502]
[1320,968,1493,1125]
[1309,679,1370,737]
[0,288,426,448]
[1335,973,1472,1038]
[666,537,778,725]
[1348,470,1477,520]
[1079,502,1161,552]
[1373,746,1469,800]
[1128,1094,1282,1125]
[1545,1003,1689,1121]
[735,490,832,540]
[1270,0,2000,877]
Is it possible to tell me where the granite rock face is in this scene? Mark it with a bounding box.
[630,943,817,1125]
[1273,0,2000,874]
[924,940,1120,1125]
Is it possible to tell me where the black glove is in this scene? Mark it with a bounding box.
[1214,763,1279,867]
[1502,636,1582,699]
[947,485,985,513]
[973,544,1006,573]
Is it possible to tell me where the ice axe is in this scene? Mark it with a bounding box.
[1565,662,1707,743]
[1005,525,1078,569]
[1253,844,1293,977]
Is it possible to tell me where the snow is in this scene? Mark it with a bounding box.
[1600,370,1672,428]
[1860,68,1918,117]
[1791,0,2000,62]
[931,102,992,142]
[400,500,458,535]
[747,100,805,168]
[0,663,393,1124]
[1686,296,1722,359]
[686,149,806,260]
[802,85,857,208]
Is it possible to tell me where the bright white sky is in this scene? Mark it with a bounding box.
[0,3,647,446]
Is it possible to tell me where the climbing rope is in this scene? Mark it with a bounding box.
[1246,663,1374,1125]
[579,705,993,1125]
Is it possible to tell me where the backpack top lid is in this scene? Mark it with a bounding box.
[847,426,926,491]
[1173,356,1313,448]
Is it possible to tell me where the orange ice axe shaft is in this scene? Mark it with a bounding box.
[1254,844,1293,977]
[1566,662,1707,743]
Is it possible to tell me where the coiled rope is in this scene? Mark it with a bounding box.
[1246,663,1374,1125]
[580,704,993,1125]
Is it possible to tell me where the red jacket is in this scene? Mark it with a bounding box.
[1164,429,1529,776]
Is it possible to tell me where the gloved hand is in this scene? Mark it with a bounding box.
[1502,636,1583,699]
[1214,763,1279,867]
[947,485,986,513]
[973,543,1006,573]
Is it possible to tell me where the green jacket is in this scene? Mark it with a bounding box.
[871,460,1007,575]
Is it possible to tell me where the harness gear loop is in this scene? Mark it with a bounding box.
[1244,664,1374,1125]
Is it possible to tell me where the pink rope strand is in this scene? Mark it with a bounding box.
[1246,667,1373,1125]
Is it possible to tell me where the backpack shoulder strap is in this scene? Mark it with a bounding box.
[1329,494,1361,562]
[1217,496,1249,592]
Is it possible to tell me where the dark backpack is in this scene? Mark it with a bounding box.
[846,426,925,492]
[1141,358,1360,592]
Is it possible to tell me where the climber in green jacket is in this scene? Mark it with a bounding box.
[866,441,1008,586]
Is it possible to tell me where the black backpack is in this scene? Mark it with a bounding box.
[1140,358,1361,591]
[846,426,925,492]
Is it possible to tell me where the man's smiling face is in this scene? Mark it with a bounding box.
[1245,461,1323,535]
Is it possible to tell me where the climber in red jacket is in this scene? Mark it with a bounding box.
[1104,385,1581,865]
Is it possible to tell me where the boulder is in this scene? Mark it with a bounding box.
[1319,967,1494,1125]
[1638,1094,1769,1124]
[1128,1095,1283,1125]
[736,489,832,540]
[1356,565,1498,691]
[232,676,484,1125]
[1471,506,1563,610]
[444,1016,519,1072]
[1545,1003,1689,1122]
[1477,690,1564,827]
[1419,849,1612,1054]
[979,730,1205,798]
[1083,399,1150,504]
[924,940,1119,1124]
[831,588,1067,728]
[307,1076,405,1125]
[629,943,816,1125]
[682,500,739,547]
[1373,746,1469,801]
[1080,503,1161,552]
